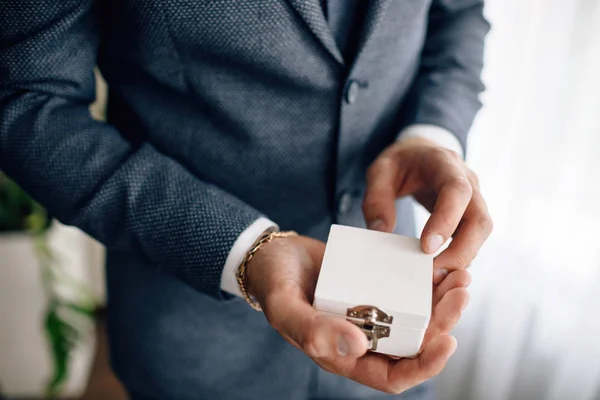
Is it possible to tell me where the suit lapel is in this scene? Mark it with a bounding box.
[352,0,392,64]
[286,0,344,64]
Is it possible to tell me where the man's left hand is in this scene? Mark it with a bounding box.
[362,136,493,283]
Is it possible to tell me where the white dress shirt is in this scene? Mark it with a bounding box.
[220,125,463,297]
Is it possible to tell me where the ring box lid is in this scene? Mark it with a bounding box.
[314,225,433,331]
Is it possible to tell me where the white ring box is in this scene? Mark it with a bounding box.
[313,224,433,358]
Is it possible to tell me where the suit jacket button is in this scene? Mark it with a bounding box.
[345,80,360,104]
[338,192,354,214]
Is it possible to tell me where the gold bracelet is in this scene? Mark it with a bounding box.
[236,229,298,311]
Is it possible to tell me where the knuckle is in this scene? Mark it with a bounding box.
[451,269,472,287]
[300,327,320,358]
[378,155,396,168]
[366,165,379,183]
[419,361,447,382]
[449,177,473,196]
[361,202,371,216]
[388,387,404,395]
[432,146,461,165]
[428,364,445,380]
[476,214,494,235]
[440,214,457,229]
[361,195,377,210]
[438,318,454,333]
[368,156,393,179]
[362,197,383,215]
[468,171,481,187]
[454,252,472,269]
[432,146,451,160]
[445,148,462,162]
[450,149,463,161]
[457,271,472,287]
[385,373,409,394]
[385,383,406,395]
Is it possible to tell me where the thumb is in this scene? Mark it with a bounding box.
[264,286,368,360]
[362,157,401,232]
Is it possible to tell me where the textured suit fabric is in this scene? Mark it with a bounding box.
[324,0,369,60]
[0,0,488,398]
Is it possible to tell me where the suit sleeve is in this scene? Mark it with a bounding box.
[0,0,264,299]
[398,0,490,153]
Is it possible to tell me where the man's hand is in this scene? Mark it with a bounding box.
[363,137,493,283]
[246,235,470,394]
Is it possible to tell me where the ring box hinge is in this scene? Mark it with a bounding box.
[346,305,393,351]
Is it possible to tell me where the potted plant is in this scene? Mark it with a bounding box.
[0,174,97,398]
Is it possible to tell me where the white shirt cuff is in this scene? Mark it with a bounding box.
[398,124,464,158]
[220,217,278,297]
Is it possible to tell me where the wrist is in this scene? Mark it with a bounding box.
[221,218,278,297]
[245,233,301,300]
[237,229,298,310]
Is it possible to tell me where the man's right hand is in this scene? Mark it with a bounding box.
[245,235,471,394]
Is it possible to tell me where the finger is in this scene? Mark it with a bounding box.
[426,287,470,343]
[434,190,493,271]
[433,269,471,304]
[362,155,406,233]
[433,256,474,286]
[387,335,458,393]
[337,334,456,394]
[421,161,473,255]
[263,285,368,361]
[385,335,457,393]
[315,283,465,392]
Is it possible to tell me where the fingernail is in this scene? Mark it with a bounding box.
[368,219,385,232]
[426,234,445,253]
[434,268,449,282]
[337,335,352,357]
[450,336,458,354]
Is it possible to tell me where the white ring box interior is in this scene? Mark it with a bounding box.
[313,224,433,358]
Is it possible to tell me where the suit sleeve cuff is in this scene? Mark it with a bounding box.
[220,217,279,297]
[397,124,464,158]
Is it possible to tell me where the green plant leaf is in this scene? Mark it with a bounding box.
[62,301,96,319]
[44,300,80,398]
[1,173,96,398]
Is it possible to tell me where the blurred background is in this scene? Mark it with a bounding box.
[1,0,599,399]
[432,0,600,399]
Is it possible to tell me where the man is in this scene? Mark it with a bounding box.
[0,0,491,399]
